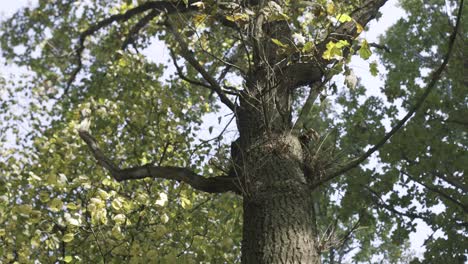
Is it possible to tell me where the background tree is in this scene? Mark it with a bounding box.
[0,0,465,263]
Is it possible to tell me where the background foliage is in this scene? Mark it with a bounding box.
[0,0,466,263]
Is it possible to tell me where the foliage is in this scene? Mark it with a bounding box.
[0,0,466,263]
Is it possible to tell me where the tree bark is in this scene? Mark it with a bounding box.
[238,133,320,263]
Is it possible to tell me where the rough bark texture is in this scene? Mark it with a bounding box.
[234,2,323,261]
[239,134,320,263]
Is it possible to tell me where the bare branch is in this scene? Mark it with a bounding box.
[169,49,213,89]
[78,130,241,194]
[368,42,391,53]
[293,75,333,130]
[316,0,464,187]
[164,18,237,111]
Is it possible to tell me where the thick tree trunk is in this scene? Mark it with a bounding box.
[238,134,320,263]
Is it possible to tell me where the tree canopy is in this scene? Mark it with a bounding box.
[0,0,466,263]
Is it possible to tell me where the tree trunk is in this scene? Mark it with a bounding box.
[238,133,320,263]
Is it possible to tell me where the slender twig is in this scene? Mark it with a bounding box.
[168,48,213,89]
[164,18,237,111]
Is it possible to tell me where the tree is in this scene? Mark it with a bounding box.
[0,0,465,263]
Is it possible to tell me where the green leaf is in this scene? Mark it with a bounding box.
[64,256,73,263]
[111,198,123,211]
[271,38,289,48]
[369,61,379,76]
[322,40,349,60]
[302,42,315,53]
[337,14,352,23]
[63,233,74,243]
[359,39,372,59]
[225,13,249,22]
[181,196,191,209]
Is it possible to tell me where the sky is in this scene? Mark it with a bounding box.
[0,0,437,261]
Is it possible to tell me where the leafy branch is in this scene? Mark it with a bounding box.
[316,0,464,187]
[66,1,198,93]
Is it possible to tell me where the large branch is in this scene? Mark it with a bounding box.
[66,1,199,92]
[121,9,160,50]
[285,1,389,91]
[293,73,334,130]
[315,0,464,187]
[340,0,388,37]
[164,19,237,111]
[78,130,241,194]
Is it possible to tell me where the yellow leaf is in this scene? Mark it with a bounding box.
[97,189,110,200]
[64,256,73,263]
[302,42,315,53]
[225,13,249,22]
[49,198,63,212]
[271,38,289,48]
[112,225,125,240]
[356,22,364,33]
[190,1,205,8]
[181,197,191,209]
[111,198,122,211]
[63,233,74,243]
[99,210,108,225]
[16,204,32,216]
[66,203,78,210]
[326,2,335,14]
[193,14,207,25]
[160,213,169,224]
[39,191,50,203]
[337,14,352,23]
[113,214,126,225]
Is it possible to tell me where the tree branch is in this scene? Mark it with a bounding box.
[293,75,333,130]
[316,0,464,187]
[402,171,467,213]
[121,9,160,50]
[401,156,467,193]
[169,48,213,89]
[286,1,389,91]
[433,173,467,193]
[164,18,237,111]
[369,42,391,53]
[364,186,430,221]
[78,130,241,194]
[66,1,198,93]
